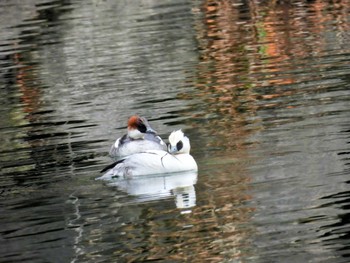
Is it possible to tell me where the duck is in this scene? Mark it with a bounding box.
[99,130,198,179]
[109,115,166,158]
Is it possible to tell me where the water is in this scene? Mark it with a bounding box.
[1,0,350,262]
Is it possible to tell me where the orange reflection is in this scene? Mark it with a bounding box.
[176,0,350,261]
[118,167,255,262]
[14,51,42,122]
[194,0,349,111]
[189,0,350,145]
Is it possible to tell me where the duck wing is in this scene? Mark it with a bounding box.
[100,159,125,173]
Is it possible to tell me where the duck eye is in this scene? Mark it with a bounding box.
[176,141,183,151]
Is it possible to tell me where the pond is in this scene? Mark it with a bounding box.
[1,0,350,262]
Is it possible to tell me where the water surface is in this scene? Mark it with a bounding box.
[1,0,350,262]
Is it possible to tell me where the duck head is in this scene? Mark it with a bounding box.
[127,115,156,139]
[168,130,191,154]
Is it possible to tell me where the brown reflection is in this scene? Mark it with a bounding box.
[172,0,350,261]
[0,49,43,176]
[14,52,42,121]
[191,0,350,130]
[1,3,75,187]
[112,163,255,262]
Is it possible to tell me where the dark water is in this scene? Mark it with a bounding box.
[1,0,350,262]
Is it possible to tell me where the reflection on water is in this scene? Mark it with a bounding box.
[104,171,198,210]
[0,0,350,262]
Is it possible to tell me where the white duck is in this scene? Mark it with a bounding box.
[99,130,198,179]
[109,115,166,158]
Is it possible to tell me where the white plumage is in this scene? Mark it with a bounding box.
[99,130,197,179]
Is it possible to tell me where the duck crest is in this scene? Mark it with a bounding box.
[127,115,140,130]
[169,130,184,145]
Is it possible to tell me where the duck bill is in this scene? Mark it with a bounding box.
[140,117,157,134]
[168,146,177,154]
[146,127,157,134]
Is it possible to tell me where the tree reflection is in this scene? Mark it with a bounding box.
[169,0,350,261]
[189,0,350,152]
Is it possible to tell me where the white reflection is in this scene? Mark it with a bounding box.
[104,171,198,209]
[173,186,196,210]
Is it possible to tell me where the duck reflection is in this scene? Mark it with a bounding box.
[103,171,198,210]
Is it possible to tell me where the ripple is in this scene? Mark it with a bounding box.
[1,0,350,262]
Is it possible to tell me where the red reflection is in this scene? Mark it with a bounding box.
[191,0,350,143]
[175,0,350,261]
[14,51,42,122]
